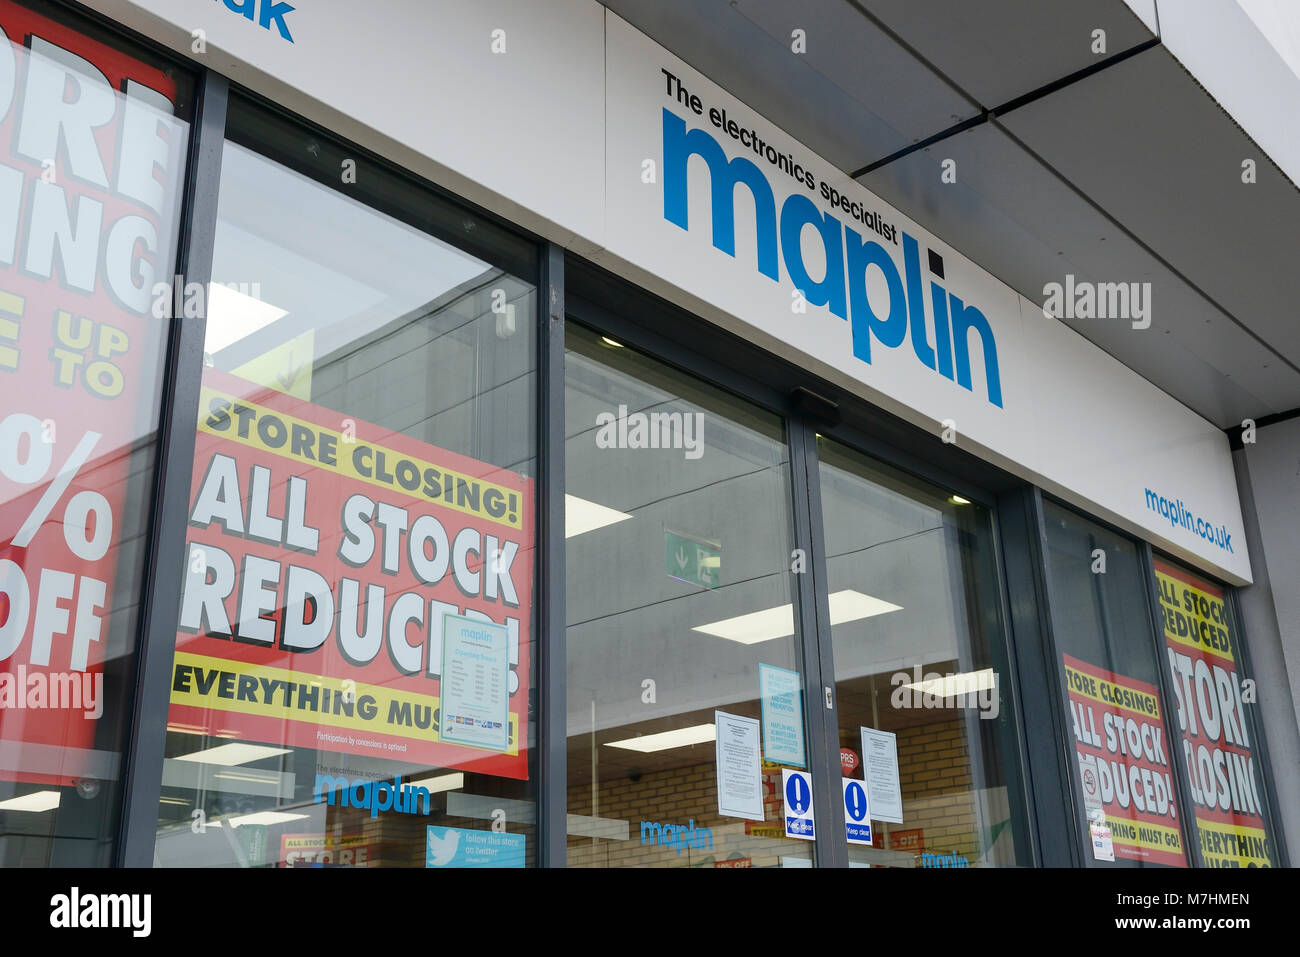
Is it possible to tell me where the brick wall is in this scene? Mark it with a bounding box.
[567,715,981,868]
[568,760,806,868]
[889,717,979,863]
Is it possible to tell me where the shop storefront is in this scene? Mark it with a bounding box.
[0,0,1288,869]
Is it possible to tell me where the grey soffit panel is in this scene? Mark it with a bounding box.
[859,121,1300,426]
[998,46,1300,368]
[859,0,1156,109]
[601,0,979,170]
[602,1,1300,424]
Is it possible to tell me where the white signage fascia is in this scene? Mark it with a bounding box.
[77,0,608,250]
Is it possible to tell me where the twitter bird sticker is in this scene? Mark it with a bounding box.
[427,827,461,867]
[425,826,526,868]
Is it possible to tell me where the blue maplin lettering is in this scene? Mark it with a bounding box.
[640,819,715,854]
[216,0,295,43]
[313,774,431,818]
[921,850,970,868]
[662,109,1002,407]
[1144,489,1234,553]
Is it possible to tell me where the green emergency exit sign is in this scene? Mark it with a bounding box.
[665,530,721,589]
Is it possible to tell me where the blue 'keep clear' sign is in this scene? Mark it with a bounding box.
[782,768,815,841]
[842,777,872,845]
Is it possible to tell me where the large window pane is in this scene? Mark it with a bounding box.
[565,322,814,868]
[818,437,1028,868]
[1044,501,1187,867]
[154,98,538,868]
[0,0,191,866]
[1153,556,1279,866]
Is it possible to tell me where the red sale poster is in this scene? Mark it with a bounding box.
[1154,559,1275,867]
[0,1,187,785]
[1063,653,1185,867]
[167,369,534,780]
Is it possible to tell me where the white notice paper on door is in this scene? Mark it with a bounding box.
[715,711,764,821]
[439,615,510,752]
[861,726,903,824]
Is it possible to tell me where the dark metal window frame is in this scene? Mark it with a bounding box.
[115,68,227,868]
[996,487,1077,865]
[1039,496,1206,866]
[1033,493,1252,869]
[115,68,560,864]
[564,255,1041,868]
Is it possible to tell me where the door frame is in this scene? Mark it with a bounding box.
[563,253,1041,868]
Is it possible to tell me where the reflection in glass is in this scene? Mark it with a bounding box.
[565,323,813,868]
[818,438,1027,868]
[0,6,191,867]
[154,100,537,867]
[1044,501,1187,867]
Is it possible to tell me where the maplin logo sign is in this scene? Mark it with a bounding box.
[660,102,1003,408]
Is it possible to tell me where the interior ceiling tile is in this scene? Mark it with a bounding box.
[860,123,1300,426]
[998,46,1300,367]
[859,0,1155,107]
[601,0,976,169]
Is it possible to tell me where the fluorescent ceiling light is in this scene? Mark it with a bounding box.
[166,724,206,735]
[565,494,632,538]
[174,743,291,766]
[212,770,280,785]
[692,602,794,645]
[600,336,624,348]
[827,589,904,624]
[204,283,289,354]
[404,772,464,794]
[903,668,997,697]
[949,495,971,505]
[228,810,309,828]
[605,723,716,753]
[692,589,902,644]
[0,790,61,812]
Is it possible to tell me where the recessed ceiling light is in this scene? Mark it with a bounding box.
[204,283,289,355]
[0,790,61,812]
[404,772,464,794]
[166,723,206,735]
[228,810,309,828]
[691,602,795,645]
[174,743,291,766]
[827,589,904,624]
[605,723,716,753]
[692,589,902,644]
[565,494,633,538]
[902,668,996,696]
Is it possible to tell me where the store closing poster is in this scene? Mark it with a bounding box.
[1062,654,1185,866]
[1154,559,1275,867]
[169,369,534,779]
[0,1,187,785]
